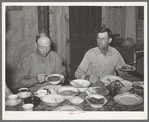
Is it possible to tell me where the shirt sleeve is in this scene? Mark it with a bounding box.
[75,52,91,79]
[11,56,37,92]
[57,55,67,78]
[115,52,126,70]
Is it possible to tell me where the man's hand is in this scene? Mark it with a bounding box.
[37,74,47,83]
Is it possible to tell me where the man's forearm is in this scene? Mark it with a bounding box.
[11,77,37,93]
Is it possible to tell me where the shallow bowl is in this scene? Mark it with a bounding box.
[70,79,91,92]
[42,94,65,106]
[46,74,64,85]
[85,94,107,108]
[57,86,80,100]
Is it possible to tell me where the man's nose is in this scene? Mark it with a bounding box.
[43,47,47,53]
[45,47,49,53]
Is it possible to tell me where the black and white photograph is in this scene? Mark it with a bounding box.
[2,2,148,120]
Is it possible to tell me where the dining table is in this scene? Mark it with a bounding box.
[5,72,144,111]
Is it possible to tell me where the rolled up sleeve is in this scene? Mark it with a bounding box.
[115,52,126,70]
[58,57,66,78]
[75,53,91,79]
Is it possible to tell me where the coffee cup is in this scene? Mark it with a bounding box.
[8,94,18,104]
[19,88,29,97]
[22,103,34,111]
[35,90,48,99]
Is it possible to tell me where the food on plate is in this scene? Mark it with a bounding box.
[88,97,105,104]
[121,65,136,71]
[100,75,123,84]
[59,90,77,96]
[95,87,109,95]
[47,76,61,81]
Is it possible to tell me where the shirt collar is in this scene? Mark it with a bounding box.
[36,52,51,65]
[95,46,114,56]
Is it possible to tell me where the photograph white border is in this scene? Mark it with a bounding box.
[2,2,148,120]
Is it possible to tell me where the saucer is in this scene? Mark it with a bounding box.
[6,99,22,106]
[18,92,32,99]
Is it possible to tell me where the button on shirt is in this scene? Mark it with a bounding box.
[75,46,125,79]
[12,51,66,92]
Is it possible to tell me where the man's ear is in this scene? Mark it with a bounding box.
[108,38,112,44]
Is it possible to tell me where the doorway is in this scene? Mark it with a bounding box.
[69,6,102,79]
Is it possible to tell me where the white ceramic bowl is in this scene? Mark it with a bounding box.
[85,94,108,108]
[70,79,91,92]
[35,90,48,100]
[119,80,133,93]
[42,94,65,106]
[69,96,84,105]
[57,86,80,100]
[46,74,64,85]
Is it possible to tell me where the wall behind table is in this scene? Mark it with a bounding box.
[6,6,38,89]
[49,6,70,79]
[103,6,126,39]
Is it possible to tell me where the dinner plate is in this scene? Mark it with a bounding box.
[100,75,123,84]
[114,92,143,106]
[120,65,136,72]
[53,105,84,111]
[6,99,22,106]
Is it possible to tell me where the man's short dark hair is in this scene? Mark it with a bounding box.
[36,33,52,43]
[98,27,112,38]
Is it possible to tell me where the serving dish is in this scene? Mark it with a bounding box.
[46,74,64,85]
[53,105,84,111]
[88,86,109,96]
[100,75,123,85]
[69,96,84,105]
[85,94,108,108]
[120,65,136,72]
[114,92,143,106]
[70,79,91,92]
[58,87,79,98]
[42,94,65,106]
[57,86,80,99]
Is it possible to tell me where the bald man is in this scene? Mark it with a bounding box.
[11,33,66,92]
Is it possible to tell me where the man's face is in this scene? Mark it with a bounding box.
[36,37,51,57]
[97,32,112,50]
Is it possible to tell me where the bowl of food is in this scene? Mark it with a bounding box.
[70,79,91,92]
[69,96,84,105]
[88,86,109,96]
[46,74,64,85]
[57,86,80,100]
[42,94,65,106]
[85,94,108,108]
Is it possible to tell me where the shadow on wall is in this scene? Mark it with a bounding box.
[6,64,19,93]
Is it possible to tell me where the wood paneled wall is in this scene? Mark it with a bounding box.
[6,6,38,88]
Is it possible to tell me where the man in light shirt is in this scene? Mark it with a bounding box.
[11,33,66,93]
[75,27,125,83]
